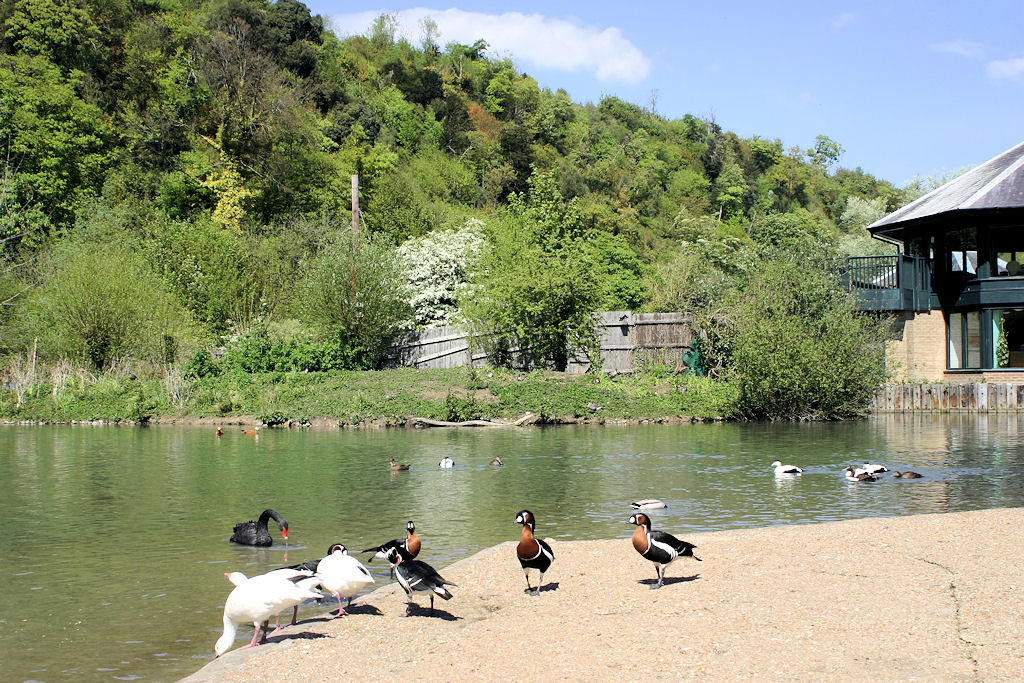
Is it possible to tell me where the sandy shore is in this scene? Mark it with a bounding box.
[184,508,1024,682]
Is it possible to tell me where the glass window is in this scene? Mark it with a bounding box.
[996,309,1024,367]
[948,228,977,275]
[966,312,981,367]
[949,312,963,368]
[948,311,982,369]
[991,227,1024,276]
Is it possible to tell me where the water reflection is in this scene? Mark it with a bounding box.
[2,414,1024,680]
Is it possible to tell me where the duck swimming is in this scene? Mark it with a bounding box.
[844,466,876,482]
[389,457,411,471]
[893,471,924,479]
[771,460,803,475]
[631,499,667,510]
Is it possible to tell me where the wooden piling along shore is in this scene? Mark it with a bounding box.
[872,382,1024,412]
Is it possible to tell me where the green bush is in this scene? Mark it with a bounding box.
[27,240,192,370]
[727,253,887,419]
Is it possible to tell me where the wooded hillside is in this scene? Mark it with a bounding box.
[0,0,900,407]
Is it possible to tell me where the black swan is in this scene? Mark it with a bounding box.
[230,509,289,546]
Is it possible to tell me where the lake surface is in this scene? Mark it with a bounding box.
[2,414,1024,681]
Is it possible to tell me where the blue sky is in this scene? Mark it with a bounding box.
[303,1,1024,187]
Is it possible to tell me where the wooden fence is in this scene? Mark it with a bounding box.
[387,311,696,374]
[871,383,1024,412]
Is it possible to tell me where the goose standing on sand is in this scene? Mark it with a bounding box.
[439,456,454,469]
[230,509,289,546]
[514,510,554,595]
[311,544,374,616]
[215,570,322,656]
[893,470,924,479]
[631,499,667,510]
[628,512,701,589]
[386,547,456,616]
[771,460,803,475]
[362,521,420,576]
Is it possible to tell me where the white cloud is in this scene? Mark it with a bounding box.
[329,8,651,84]
[987,57,1024,81]
[931,40,983,59]
[830,12,856,29]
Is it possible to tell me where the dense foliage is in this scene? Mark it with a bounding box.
[0,0,909,419]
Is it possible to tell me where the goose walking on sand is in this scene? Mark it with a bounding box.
[628,512,700,589]
[514,510,554,595]
[215,570,322,656]
[362,521,420,577]
[311,544,374,616]
[386,547,456,616]
[230,509,289,546]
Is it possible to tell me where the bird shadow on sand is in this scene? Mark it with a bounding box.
[262,630,329,646]
[403,603,462,620]
[335,603,384,617]
[638,574,701,588]
[523,582,560,595]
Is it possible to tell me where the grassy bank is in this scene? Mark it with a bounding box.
[0,367,738,426]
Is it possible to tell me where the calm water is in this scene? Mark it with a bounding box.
[3,415,1024,681]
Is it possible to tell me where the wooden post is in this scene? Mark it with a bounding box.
[351,174,359,236]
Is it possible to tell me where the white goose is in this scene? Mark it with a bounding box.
[313,544,375,617]
[215,570,322,657]
[771,460,803,475]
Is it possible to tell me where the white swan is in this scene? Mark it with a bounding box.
[313,544,375,617]
[771,460,803,475]
[631,499,667,510]
[215,570,322,656]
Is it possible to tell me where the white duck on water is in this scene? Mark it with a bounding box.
[771,460,803,475]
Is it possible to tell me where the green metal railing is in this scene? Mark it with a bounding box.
[843,255,931,312]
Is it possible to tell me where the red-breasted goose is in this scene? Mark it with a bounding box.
[628,512,700,589]
[514,510,554,595]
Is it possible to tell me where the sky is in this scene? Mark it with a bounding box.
[302,1,1024,187]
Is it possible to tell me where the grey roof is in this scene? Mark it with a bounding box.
[869,140,1024,239]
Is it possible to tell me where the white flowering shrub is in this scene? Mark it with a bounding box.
[398,219,488,327]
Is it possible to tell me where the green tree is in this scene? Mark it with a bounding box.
[808,134,844,172]
[295,231,411,369]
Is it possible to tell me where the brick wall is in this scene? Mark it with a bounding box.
[884,311,1024,383]
[884,311,947,381]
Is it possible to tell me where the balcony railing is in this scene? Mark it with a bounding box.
[842,254,932,312]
